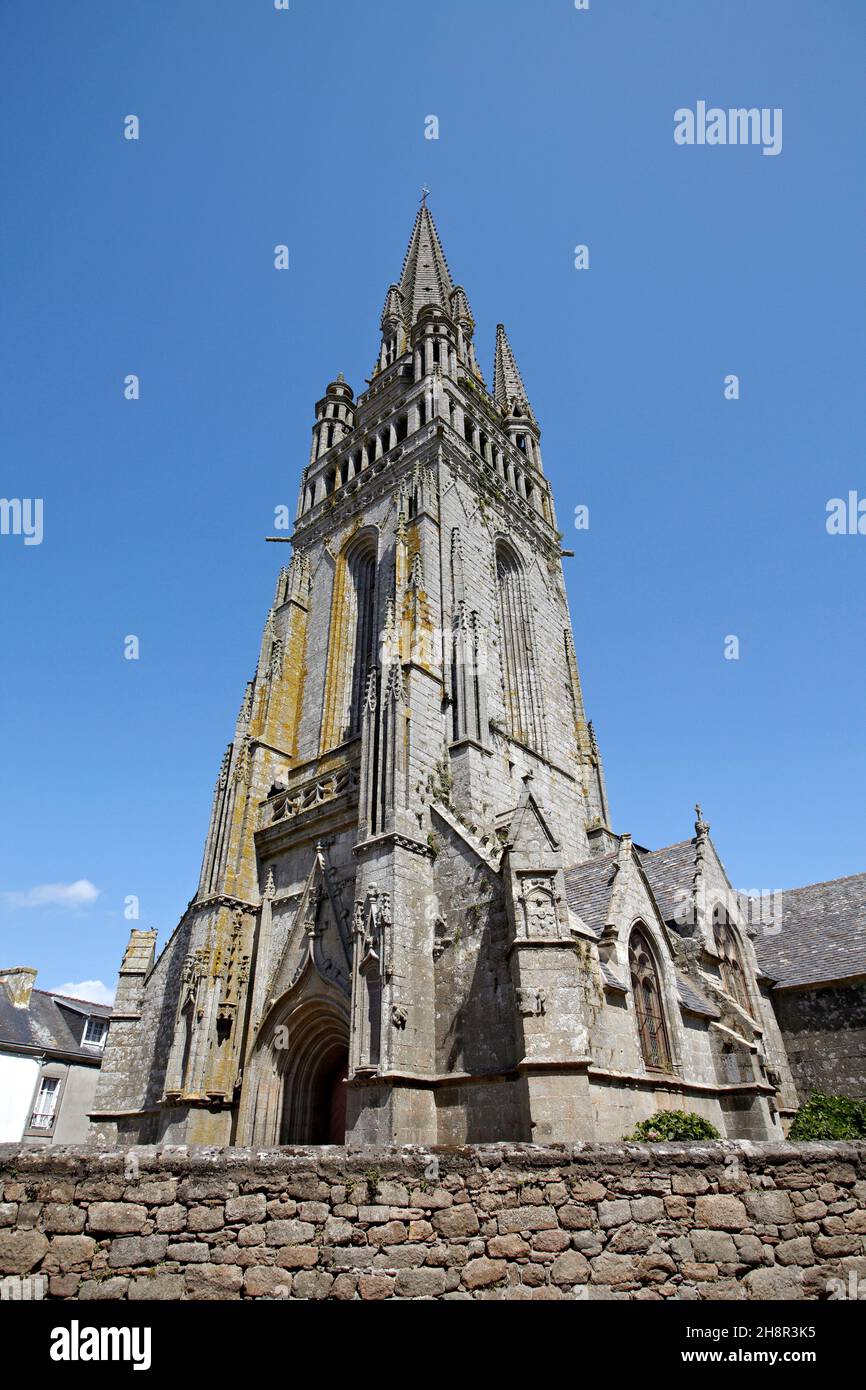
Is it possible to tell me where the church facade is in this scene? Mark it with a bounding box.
[90,204,800,1148]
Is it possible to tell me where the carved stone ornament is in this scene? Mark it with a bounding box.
[516,987,545,1017]
[523,878,558,938]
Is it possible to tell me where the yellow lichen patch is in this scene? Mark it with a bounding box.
[402,579,435,670]
[222,752,267,900]
[265,604,309,760]
[401,526,436,671]
[185,1107,233,1145]
[216,589,313,900]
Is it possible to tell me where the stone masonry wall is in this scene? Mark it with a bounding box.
[774,983,866,1103]
[1,1142,865,1301]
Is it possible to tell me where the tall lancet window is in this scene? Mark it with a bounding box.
[629,927,671,1071]
[495,540,544,752]
[320,532,378,752]
[713,908,751,1013]
[348,546,377,735]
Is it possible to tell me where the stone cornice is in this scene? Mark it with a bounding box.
[190,893,259,914]
[352,831,432,859]
[586,1066,777,1097]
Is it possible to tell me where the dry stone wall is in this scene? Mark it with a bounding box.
[1,1141,865,1301]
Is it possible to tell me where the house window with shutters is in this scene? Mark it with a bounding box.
[30,1076,60,1130]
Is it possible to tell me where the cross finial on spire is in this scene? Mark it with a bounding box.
[397,196,454,325]
[420,184,430,206]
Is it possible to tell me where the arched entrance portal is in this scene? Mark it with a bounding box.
[322,1050,349,1144]
[278,1000,350,1144]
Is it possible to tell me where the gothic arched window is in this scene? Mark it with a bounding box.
[713,910,751,1012]
[495,540,544,753]
[629,926,671,1071]
[347,544,377,736]
[320,533,378,752]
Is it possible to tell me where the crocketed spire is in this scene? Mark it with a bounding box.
[449,285,475,332]
[380,283,404,331]
[493,322,537,425]
[397,203,455,325]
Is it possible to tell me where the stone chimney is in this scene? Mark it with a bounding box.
[0,966,38,1008]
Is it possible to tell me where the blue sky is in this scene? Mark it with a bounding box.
[1,0,863,1002]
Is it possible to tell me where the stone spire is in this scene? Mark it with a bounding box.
[493,323,537,426]
[380,283,404,331]
[398,202,455,325]
[449,285,475,333]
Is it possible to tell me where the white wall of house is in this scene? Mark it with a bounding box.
[0,1053,40,1141]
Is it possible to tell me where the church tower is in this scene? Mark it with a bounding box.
[91,201,620,1147]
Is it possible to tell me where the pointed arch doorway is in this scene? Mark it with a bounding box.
[322,1050,349,1144]
[278,1000,350,1144]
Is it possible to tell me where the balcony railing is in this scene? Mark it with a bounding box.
[260,764,360,831]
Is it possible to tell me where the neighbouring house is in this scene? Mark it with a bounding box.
[0,967,111,1143]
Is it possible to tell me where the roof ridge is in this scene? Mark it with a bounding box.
[564,850,619,873]
[638,839,695,857]
[40,988,111,1008]
[773,870,866,897]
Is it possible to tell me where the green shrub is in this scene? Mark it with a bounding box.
[787,1091,866,1141]
[625,1110,721,1143]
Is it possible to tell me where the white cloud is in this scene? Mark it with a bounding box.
[52,980,115,1006]
[2,879,101,910]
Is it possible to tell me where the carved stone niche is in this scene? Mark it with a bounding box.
[516,987,545,1018]
[518,873,560,940]
[432,915,453,960]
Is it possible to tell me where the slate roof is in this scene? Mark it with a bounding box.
[600,963,626,992]
[751,874,866,990]
[676,973,720,1019]
[0,986,111,1060]
[563,852,619,935]
[638,840,696,926]
[637,839,866,993]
